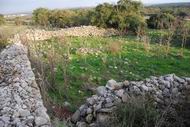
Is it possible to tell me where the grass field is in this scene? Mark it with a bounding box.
[29,35,190,109]
[0,24,27,50]
[0,24,27,37]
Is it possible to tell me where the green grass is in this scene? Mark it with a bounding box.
[30,35,190,109]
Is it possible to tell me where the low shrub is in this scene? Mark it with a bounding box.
[107,41,123,55]
[14,17,24,26]
[148,30,169,43]
[111,96,159,127]
[148,29,190,48]
[111,94,190,127]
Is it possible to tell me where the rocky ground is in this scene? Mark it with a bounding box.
[72,74,190,127]
[10,26,119,42]
[0,43,51,127]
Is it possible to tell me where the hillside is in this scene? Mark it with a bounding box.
[150,2,190,7]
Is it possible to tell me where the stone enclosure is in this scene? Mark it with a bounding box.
[1,43,190,127]
[1,26,190,127]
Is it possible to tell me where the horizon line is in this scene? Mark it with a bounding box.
[2,1,190,15]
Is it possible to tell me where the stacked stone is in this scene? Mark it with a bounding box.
[0,43,51,127]
[9,26,119,42]
[57,26,119,37]
[72,75,190,127]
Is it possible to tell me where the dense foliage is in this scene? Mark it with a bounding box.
[33,8,50,26]
[91,0,146,33]
[14,17,24,26]
[147,13,176,29]
[32,0,145,33]
[32,8,91,28]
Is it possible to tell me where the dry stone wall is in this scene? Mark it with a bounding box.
[0,43,51,127]
[72,74,190,127]
[10,26,119,42]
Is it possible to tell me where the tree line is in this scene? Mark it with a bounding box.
[32,0,190,31]
[32,8,91,28]
[32,0,146,34]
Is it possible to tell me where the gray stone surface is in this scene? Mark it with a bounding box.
[86,114,93,123]
[76,122,87,127]
[106,79,121,90]
[96,86,106,96]
[10,26,119,43]
[0,43,51,126]
[71,110,80,123]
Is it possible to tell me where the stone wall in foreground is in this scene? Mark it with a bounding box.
[0,43,51,127]
[72,74,190,127]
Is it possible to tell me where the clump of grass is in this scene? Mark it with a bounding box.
[111,96,159,127]
[107,41,123,55]
[0,31,9,50]
[111,96,190,127]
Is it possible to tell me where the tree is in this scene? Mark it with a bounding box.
[147,12,176,29]
[178,21,190,56]
[32,8,50,26]
[91,0,145,34]
[91,3,113,28]
[115,0,145,33]
[178,11,188,18]
[0,14,5,25]
[48,10,66,28]
[73,9,91,26]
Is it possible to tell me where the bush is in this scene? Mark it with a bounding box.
[148,29,169,43]
[32,8,50,26]
[111,94,190,127]
[50,10,78,28]
[14,17,24,26]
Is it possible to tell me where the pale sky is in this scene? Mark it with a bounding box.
[0,0,190,14]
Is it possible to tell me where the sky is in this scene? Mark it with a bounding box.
[0,0,190,14]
